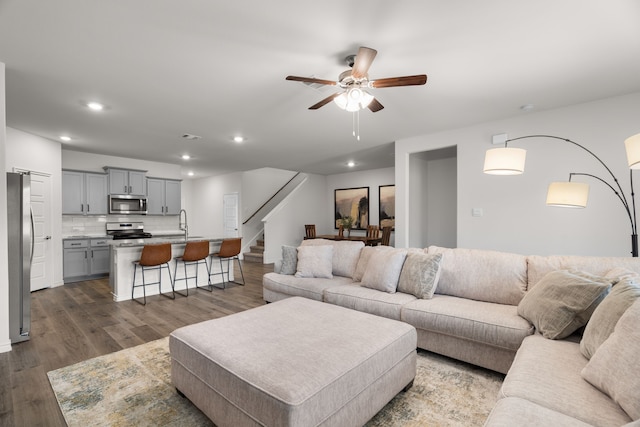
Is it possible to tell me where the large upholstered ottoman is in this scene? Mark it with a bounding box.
[170,297,417,427]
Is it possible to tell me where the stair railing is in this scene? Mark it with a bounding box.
[243,172,301,225]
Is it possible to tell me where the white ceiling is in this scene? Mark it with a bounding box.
[1,1,639,177]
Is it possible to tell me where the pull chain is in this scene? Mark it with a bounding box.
[352,111,361,141]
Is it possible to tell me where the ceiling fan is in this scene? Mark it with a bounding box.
[286,46,427,113]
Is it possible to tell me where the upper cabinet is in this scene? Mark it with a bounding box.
[62,170,108,215]
[147,178,181,215]
[104,167,147,195]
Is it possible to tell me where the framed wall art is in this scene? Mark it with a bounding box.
[379,185,395,230]
[334,187,369,230]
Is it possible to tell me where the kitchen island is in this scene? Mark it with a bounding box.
[109,236,232,302]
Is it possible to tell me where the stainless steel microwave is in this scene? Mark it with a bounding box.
[108,194,148,215]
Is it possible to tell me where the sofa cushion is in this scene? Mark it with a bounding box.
[301,239,364,278]
[401,295,534,351]
[361,248,407,293]
[324,284,416,320]
[582,299,640,420]
[263,272,355,302]
[485,397,595,427]
[280,245,297,275]
[295,245,333,278]
[427,246,527,305]
[527,255,640,289]
[580,277,640,359]
[501,334,632,426]
[517,270,612,340]
[397,252,443,299]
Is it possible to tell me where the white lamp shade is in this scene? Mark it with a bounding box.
[624,133,640,169]
[483,147,527,175]
[333,88,374,112]
[546,181,589,208]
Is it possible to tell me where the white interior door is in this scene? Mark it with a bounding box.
[27,172,53,291]
[223,193,239,237]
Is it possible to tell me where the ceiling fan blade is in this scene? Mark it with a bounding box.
[286,75,337,86]
[351,47,377,79]
[309,93,341,110]
[370,74,427,88]
[368,98,384,112]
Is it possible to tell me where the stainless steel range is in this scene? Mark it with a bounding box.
[106,222,153,240]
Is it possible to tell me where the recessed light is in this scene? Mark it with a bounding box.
[87,102,104,111]
[181,154,191,160]
[187,171,194,176]
[233,136,244,143]
[347,161,356,167]
[59,135,71,142]
[520,104,535,112]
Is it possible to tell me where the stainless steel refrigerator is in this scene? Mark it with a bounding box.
[7,171,31,343]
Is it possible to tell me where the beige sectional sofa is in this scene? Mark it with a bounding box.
[262,239,640,426]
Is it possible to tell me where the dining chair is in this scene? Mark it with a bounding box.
[173,240,211,297]
[381,226,392,246]
[208,237,245,289]
[338,224,344,238]
[131,243,173,305]
[366,225,380,239]
[305,224,316,239]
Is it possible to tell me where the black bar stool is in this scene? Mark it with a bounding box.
[131,243,174,305]
[207,238,245,289]
[173,240,211,297]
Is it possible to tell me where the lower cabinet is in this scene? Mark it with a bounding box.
[63,238,111,283]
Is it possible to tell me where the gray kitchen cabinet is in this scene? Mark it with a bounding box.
[147,178,181,215]
[63,238,111,282]
[105,167,146,195]
[62,170,108,215]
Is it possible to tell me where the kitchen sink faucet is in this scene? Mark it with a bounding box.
[179,209,188,240]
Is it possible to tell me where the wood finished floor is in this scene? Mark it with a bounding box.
[0,261,274,427]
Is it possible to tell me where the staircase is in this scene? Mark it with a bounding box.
[243,237,264,263]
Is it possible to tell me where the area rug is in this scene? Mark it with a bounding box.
[48,337,504,426]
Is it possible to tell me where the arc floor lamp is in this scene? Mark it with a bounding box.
[483,133,640,257]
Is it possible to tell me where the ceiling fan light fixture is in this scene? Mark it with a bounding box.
[333,88,374,112]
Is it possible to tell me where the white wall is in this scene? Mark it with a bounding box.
[184,172,242,238]
[6,127,63,286]
[61,150,182,179]
[263,174,327,263]
[0,62,10,353]
[396,92,640,256]
[326,167,395,242]
[241,168,297,220]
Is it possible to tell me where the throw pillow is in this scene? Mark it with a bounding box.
[581,299,640,420]
[280,245,298,275]
[360,249,408,293]
[353,246,392,281]
[295,245,333,279]
[580,277,640,359]
[517,269,612,340]
[397,252,443,299]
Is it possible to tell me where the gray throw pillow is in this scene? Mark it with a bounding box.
[280,245,298,275]
[397,252,443,299]
[517,269,612,340]
[580,277,640,359]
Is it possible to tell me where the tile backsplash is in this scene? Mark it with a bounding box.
[62,215,182,236]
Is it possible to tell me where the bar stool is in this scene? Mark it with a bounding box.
[131,243,173,305]
[173,240,211,297]
[207,238,245,289]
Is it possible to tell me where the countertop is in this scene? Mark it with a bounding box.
[110,235,223,248]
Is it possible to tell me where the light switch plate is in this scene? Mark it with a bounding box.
[472,208,483,217]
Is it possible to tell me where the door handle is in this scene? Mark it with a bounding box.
[45,236,51,240]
